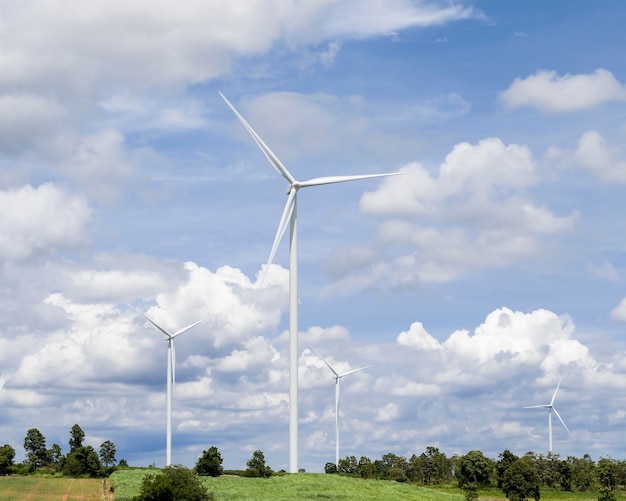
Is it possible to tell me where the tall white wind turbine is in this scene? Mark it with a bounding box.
[141,313,209,466]
[524,377,570,453]
[313,348,371,466]
[220,92,400,472]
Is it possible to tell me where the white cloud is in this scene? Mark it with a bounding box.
[346,138,577,287]
[0,183,91,261]
[611,298,626,322]
[575,130,626,183]
[500,69,626,113]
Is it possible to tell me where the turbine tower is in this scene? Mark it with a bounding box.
[524,377,570,453]
[220,92,400,472]
[141,313,209,466]
[313,348,370,466]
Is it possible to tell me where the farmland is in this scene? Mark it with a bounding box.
[0,475,111,500]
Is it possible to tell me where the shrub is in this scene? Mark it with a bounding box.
[132,465,212,501]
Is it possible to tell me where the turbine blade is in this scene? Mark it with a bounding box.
[219,92,296,185]
[551,376,563,406]
[311,347,339,378]
[141,314,173,338]
[339,365,372,378]
[298,172,401,189]
[259,189,297,287]
[523,405,550,409]
[172,315,211,338]
[553,407,570,434]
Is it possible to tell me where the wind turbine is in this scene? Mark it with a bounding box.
[524,377,570,453]
[141,313,209,466]
[220,92,400,472]
[313,348,371,466]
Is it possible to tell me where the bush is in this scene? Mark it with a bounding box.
[325,462,338,474]
[132,465,212,501]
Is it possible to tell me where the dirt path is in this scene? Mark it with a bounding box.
[22,477,44,500]
[101,479,114,501]
[61,478,75,500]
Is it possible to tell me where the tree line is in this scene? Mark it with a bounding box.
[325,447,626,500]
[0,424,120,477]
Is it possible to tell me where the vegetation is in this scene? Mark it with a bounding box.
[132,465,213,501]
[110,468,466,500]
[244,449,272,478]
[195,446,224,477]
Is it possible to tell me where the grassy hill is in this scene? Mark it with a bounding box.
[109,469,466,500]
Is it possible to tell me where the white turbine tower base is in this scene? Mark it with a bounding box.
[524,376,570,453]
[313,348,371,466]
[220,92,401,472]
[141,313,209,466]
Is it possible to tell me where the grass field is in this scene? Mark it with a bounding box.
[0,475,111,500]
[109,469,465,500]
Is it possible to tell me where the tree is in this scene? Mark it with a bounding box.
[69,424,85,452]
[457,450,493,487]
[338,455,358,475]
[502,457,541,501]
[497,450,519,488]
[63,445,102,477]
[100,440,117,467]
[132,465,212,501]
[325,462,338,474]
[598,457,618,490]
[195,446,223,477]
[357,456,373,478]
[0,444,15,474]
[420,446,449,485]
[24,428,48,470]
[570,454,596,491]
[48,443,64,471]
[245,450,272,478]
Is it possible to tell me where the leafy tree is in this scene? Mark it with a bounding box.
[69,424,85,452]
[324,462,337,474]
[24,428,48,470]
[497,450,519,488]
[570,454,596,491]
[502,457,541,501]
[357,456,373,478]
[48,443,64,471]
[463,482,479,501]
[338,455,358,475]
[132,465,212,501]
[378,452,408,482]
[420,446,449,485]
[598,486,617,501]
[598,457,618,490]
[245,450,272,478]
[63,445,102,477]
[100,440,117,467]
[195,446,223,477]
[406,454,424,483]
[0,444,15,474]
[457,450,493,487]
[119,458,129,467]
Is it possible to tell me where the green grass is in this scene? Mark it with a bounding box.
[0,475,108,500]
[109,469,465,500]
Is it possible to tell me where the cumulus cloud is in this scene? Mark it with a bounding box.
[0,183,91,261]
[500,69,626,113]
[575,130,626,183]
[334,138,578,288]
[0,1,476,94]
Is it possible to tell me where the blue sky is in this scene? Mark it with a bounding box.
[1,0,626,473]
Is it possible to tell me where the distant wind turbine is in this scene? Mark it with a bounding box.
[141,313,209,466]
[313,348,371,466]
[524,377,570,453]
[220,92,401,473]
